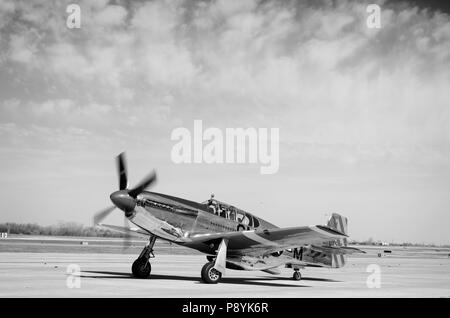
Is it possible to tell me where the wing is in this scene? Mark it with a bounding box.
[185,225,347,257]
[97,223,151,239]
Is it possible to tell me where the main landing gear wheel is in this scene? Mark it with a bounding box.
[132,258,151,278]
[132,235,156,279]
[201,262,222,284]
[293,270,302,281]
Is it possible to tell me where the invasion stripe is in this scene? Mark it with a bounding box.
[338,216,349,246]
[337,215,345,234]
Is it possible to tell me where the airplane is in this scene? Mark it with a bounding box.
[94,153,364,284]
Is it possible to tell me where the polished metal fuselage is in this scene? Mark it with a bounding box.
[128,191,274,242]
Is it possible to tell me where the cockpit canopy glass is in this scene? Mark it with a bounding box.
[203,198,259,228]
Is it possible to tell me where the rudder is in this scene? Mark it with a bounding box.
[326,213,348,247]
[326,213,348,268]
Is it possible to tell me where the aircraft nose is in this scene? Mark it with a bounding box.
[110,190,136,212]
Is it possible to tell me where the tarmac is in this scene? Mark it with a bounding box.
[0,236,449,297]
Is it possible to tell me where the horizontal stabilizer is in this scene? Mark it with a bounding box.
[262,268,282,275]
[311,245,366,255]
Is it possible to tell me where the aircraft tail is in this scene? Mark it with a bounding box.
[326,213,348,247]
[286,214,362,269]
[325,213,348,268]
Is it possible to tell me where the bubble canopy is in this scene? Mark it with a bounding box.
[202,197,260,228]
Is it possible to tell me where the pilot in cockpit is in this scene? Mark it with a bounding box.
[207,194,218,215]
[219,205,227,218]
[207,193,215,205]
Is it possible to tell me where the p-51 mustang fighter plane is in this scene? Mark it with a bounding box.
[94,153,364,284]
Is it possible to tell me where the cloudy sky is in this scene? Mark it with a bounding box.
[0,0,449,244]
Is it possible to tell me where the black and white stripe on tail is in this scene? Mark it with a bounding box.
[326,213,348,268]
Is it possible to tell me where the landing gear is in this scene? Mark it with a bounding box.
[201,238,228,284]
[132,258,151,278]
[293,270,302,281]
[201,262,222,284]
[132,235,156,279]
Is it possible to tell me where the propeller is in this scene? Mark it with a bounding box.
[93,152,157,249]
[117,152,128,190]
[93,206,116,225]
[122,217,132,250]
[128,170,157,198]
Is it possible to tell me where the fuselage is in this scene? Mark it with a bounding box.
[127,191,277,246]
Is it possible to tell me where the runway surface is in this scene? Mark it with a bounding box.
[1,251,449,297]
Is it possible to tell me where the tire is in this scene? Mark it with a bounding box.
[293,271,302,281]
[201,262,222,284]
[132,258,151,278]
[237,224,245,231]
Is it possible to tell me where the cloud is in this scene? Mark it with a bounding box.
[8,34,36,63]
[94,4,127,27]
[1,0,450,244]
[0,0,449,167]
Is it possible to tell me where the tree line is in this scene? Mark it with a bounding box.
[1,222,448,247]
[0,222,124,237]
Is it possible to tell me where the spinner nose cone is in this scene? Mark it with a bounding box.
[110,190,136,212]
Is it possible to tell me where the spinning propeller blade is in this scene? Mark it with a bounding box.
[128,170,157,198]
[122,217,132,250]
[116,152,128,190]
[93,206,116,225]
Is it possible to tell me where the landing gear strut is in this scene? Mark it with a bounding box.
[132,235,156,279]
[292,269,302,281]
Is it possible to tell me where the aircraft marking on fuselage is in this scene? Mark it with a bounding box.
[242,230,280,247]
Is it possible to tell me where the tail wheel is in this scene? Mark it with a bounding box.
[293,271,302,281]
[132,258,151,278]
[201,262,222,284]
